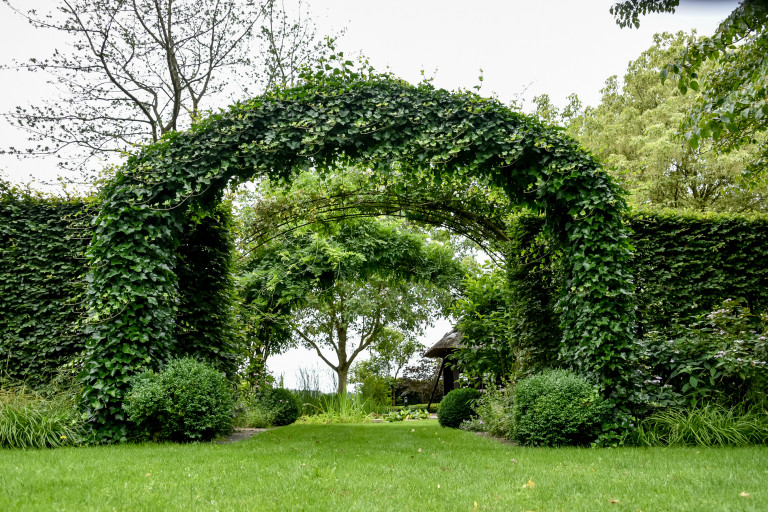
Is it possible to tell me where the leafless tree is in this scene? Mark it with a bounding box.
[1,0,330,174]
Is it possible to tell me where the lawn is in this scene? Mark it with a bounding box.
[1,421,766,511]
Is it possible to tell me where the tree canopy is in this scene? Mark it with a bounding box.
[238,214,466,394]
[612,0,768,173]
[553,32,767,212]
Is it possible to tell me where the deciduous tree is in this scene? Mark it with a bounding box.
[1,0,328,174]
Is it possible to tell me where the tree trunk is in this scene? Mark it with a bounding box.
[336,365,349,396]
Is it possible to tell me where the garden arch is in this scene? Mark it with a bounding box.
[85,73,635,440]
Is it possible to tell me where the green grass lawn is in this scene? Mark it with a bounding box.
[1,420,767,511]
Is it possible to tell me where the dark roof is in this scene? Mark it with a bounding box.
[424,329,463,358]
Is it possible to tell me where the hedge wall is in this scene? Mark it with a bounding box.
[0,187,93,382]
[631,210,768,333]
[1,183,237,384]
[509,210,768,349]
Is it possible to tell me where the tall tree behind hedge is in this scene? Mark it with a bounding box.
[556,32,767,212]
[612,1,768,173]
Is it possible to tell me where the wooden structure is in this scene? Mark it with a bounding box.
[424,329,463,408]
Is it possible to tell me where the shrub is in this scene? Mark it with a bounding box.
[635,299,768,410]
[262,388,301,426]
[512,369,609,447]
[632,403,768,446]
[0,376,86,449]
[123,358,234,442]
[437,388,480,428]
[461,384,515,438]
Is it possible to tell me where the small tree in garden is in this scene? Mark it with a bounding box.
[239,216,465,396]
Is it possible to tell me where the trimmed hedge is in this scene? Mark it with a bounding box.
[630,210,768,331]
[507,210,768,351]
[1,182,237,387]
[0,185,93,383]
[123,357,234,442]
[437,388,480,428]
[513,369,609,447]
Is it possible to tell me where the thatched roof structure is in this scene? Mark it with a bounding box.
[424,329,463,358]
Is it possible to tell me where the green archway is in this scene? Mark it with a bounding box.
[85,73,635,441]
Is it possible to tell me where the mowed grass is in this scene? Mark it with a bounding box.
[1,421,767,511]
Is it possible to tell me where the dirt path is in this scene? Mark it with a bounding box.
[216,428,269,444]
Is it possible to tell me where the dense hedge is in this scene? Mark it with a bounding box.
[1,182,237,389]
[631,210,768,331]
[0,185,93,383]
[508,210,768,350]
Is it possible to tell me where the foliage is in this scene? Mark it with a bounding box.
[351,370,391,407]
[239,216,465,395]
[451,265,515,380]
[1,0,328,174]
[0,375,86,449]
[174,204,239,376]
[563,32,766,212]
[382,407,431,422]
[512,369,610,447]
[632,403,768,446]
[460,384,515,439]
[84,63,635,440]
[612,1,768,174]
[0,181,94,383]
[299,393,378,424]
[635,298,768,409]
[453,220,563,383]
[437,387,479,429]
[663,1,768,172]
[261,388,301,426]
[235,164,513,260]
[123,358,234,442]
[233,401,274,429]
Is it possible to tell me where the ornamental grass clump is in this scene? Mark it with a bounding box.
[633,403,768,446]
[0,376,85,449]
[512,369,609,447]
[437,388,480,428]
[123,358,234,442]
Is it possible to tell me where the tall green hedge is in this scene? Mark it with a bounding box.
[1,182,237,387]
[508,210,768,352]
[0,185,93,383]
[631,210,768,331]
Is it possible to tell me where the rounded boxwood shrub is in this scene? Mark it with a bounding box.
[123,357,234,442]
[438,388,480,428]
[512,369,609,447]
[262,388,301,426]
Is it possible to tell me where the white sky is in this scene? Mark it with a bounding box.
[0,0,738,390]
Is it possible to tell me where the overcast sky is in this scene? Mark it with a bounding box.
[0,0,738,390]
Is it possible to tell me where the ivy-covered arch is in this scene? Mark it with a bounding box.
[85,73,635,441]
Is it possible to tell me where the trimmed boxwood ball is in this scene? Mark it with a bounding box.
[438,388,480,428]
[512,369,610,447]
[123,357,234,442]
[263,388,301,426]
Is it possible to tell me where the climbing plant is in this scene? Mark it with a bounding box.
[84,62,634,441]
